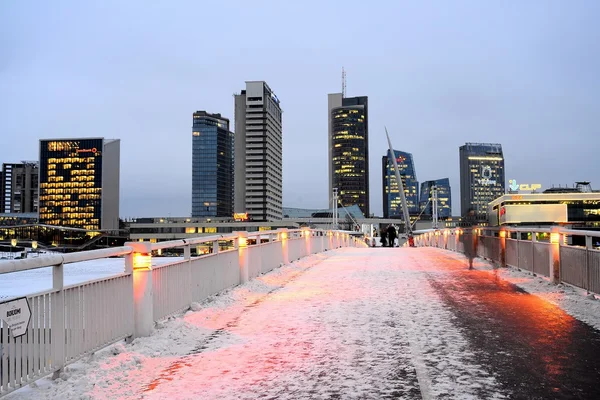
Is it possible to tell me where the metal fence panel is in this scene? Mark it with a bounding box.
[533,242,550,277]
[518,241,534,272]
[260,242,283,274]
[288,239,306,262]
[506,239,518,267]
[152,261,191,321]
[477,236,486,258]
[247,246,263,280]
[561,246,588,289]
[190,250,239,303]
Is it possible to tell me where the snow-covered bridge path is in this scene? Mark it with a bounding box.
[8,247,600,399]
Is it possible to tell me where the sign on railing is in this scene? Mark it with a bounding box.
[0,297,31,338]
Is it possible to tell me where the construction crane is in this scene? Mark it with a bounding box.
[385,127,415,247]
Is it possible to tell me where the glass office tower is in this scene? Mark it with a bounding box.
[382,149,419,219]
[192,111,234,218]
[419,178,452,219]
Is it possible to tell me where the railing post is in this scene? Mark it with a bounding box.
[455,230,459,252]
[550,227,561,284]
[303,229,311,256]
[184,244,193,305]
[473,228,479,257]
[235,232,249,284]
[443,231,448,249]
[51,259,65,379]
[126,242,154,339]
[586,235,592,293]
[276,228,289,265]
[499,230,507,268]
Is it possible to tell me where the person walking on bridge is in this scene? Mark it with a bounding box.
[380,227,388,247]
[386,224,397,247]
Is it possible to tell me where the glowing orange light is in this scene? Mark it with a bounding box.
[435,231,440,236]
[550,232,560,244]
[281,232,288,240]
[499,230,506,238]
[133,253,152,270]
[238,236,248,247]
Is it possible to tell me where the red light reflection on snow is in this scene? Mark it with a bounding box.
[422,248,576,384]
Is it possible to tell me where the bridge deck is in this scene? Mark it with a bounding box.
[8,247,600,399]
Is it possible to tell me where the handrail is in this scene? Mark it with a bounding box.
[0,246,134,275]
[0,228,347,276]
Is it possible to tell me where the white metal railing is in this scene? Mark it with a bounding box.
[411,226,600,294]
[0,228,366,396]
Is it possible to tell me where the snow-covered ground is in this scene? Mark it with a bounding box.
[3,247,600,399]
[6,248,508,400]
[0,257,183,300]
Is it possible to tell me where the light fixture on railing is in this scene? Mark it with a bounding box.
[11,238,17,247]
[550,232,560,244]
[32,241,38,250]
[499,230,506,238]
[133,253,152,270]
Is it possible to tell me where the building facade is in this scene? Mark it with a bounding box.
[419,178,452,219]
[0,162,39,213]
[459,143,505,220]
[488,191,600,229]
[328,93,369,216]
[234,81,283,221]
[382,150,418,219]
[192,111,234,218]
[38,138,120,230]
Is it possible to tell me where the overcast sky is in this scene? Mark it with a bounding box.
[1,0,599,218]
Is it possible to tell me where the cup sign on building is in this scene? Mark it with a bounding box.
[508,179,542,193]
[459,143,505,220]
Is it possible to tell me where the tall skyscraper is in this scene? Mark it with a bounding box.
[1,161,39,213]
[38,138,120,230]
[234,81,283,221]
[192,111,234,218]
[459,142,505,219]
[328,93,369,216]
[382,150,419,219]
[419,178,452,219]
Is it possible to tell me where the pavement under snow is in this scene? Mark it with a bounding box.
[6,247,600,399]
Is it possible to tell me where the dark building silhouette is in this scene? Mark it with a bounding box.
[328,93,369,216]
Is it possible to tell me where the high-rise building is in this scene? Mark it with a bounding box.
[234,81,283,221]
[328,93,369,216]
[459,142,505,219]
[39,138,120,230]
[192,111,234,218]
[1,162,39,213]
[382,150,419,219]
[419,178,452,219]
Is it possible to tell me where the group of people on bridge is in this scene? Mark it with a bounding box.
[378,224,398,247]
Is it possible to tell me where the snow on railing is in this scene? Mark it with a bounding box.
[410,226,600,294]
[0,228,365,397]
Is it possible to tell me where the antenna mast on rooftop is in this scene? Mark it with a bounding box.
[342,67,347,98]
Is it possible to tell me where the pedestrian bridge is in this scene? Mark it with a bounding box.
[1,228,600,399]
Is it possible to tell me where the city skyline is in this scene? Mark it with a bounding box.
[2,1,599,218]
